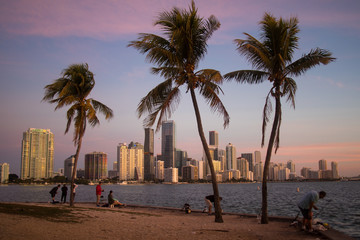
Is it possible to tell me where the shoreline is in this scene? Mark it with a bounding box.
[0,202,355,240]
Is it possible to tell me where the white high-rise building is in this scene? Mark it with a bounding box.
[226,143,236,170]
[331,161,339,179]
[287,160,295,174]
[0,163,9,183]
[237,157,249,179]
[21,128,54,180]
[117,142,144,181]
[254,151,261,164]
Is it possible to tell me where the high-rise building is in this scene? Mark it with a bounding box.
[209,131,218,147]
[64,155,75,180]
[254,150,261,164]
[287,160,295,174]
[237,157,249,179]
[85,152,107,180]
[21,128,54,180]
[155,160,164,180]
[226,143,236,170]
[331,161,339,179]
[175,148,187,176]
[161,121,175,168]
[164,168,178,183]
[117,142,144,181]
[0,163,9,183]
[319,159,327,171]
[241,153,254,172]
[144,128,155,181]
[182,165,198,181]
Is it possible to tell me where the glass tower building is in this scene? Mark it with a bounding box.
[161,121,175,168]
[21,128,54,179]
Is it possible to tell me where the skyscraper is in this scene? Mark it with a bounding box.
[161,121,175,168]
[319,159,327,171]
[241,153,254,172]
[254,150,261,164]
[21,128,54,179]
[287,160,296,174]
[0,163,9,183]
[209,131,218,147]
[64,155,75,180]
[144,128,155,181]
[85,152,107,180]
[226,143,236,170]
[117,142,144,181]
[331,161,339,179]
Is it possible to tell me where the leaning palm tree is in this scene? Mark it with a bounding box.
[224,13,335,223]
[43,63,113,207]
[128,1,228,223]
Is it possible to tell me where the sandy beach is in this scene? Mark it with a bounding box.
[0,202,332,240]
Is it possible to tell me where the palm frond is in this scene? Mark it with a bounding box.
[199,80,230,128]
[281,77,297,109]
[224,70,267,84]
[91,99,114,120]
[285,48,336,77]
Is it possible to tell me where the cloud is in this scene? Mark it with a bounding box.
[1,0,359,40]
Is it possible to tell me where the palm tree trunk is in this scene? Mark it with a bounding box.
[69,135,83,207]
[190,88,223,223]
[261,94,281,224]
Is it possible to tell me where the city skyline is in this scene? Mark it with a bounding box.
[1,0,359,177]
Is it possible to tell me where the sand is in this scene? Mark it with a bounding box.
[0,203,328,240]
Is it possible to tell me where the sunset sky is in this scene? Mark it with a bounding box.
[1,0,359,177]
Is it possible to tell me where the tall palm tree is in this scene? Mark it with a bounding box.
[43,63,113,207]
[224,13,335,223]
[128,1,229,223]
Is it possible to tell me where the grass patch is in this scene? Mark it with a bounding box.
[0,203,81,223]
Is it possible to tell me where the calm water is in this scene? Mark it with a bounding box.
[1,181,359,239]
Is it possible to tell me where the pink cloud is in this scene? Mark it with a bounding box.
[1,0,358,40]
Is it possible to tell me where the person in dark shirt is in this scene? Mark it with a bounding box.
[204,195,222,215]
[49,185,61,203]
[60,184,68,203]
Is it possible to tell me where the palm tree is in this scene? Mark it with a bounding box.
[224,13,335,223]
[43,63,113,207]
[128,1,229,223]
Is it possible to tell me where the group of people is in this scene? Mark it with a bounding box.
[49,183,77,204]
[50,182,326,233]
[96,182,125,207]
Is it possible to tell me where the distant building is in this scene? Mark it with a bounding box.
[300,167,311,179]
[226,143,236,170]
[85,152,108,180]
[162,121,175,168]
[155,160,164,180]
[254,151,261,165]
[237,157,249,180]
[144,128,155,181]
[64,155,75,180]
[331,161,339,179]
[182,165,198,181]
[108,170,118,179]
[319,159,327,171]
[241,153,254,172]
[175,148,187,176]
[164,168,178,183]
[287,160,296,174]
[0,163,9,183]
[209,131,219,147]
[117,142,144,181]
[21,128,54,179]
[76,169,85,178]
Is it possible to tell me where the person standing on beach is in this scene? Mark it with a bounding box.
[96,182,104,206]
[49,185,61,203]
[204,195,222,215]
[297,190,326,232]
[60,184,68,203]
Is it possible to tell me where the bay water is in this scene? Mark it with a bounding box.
[1,181,359,239]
